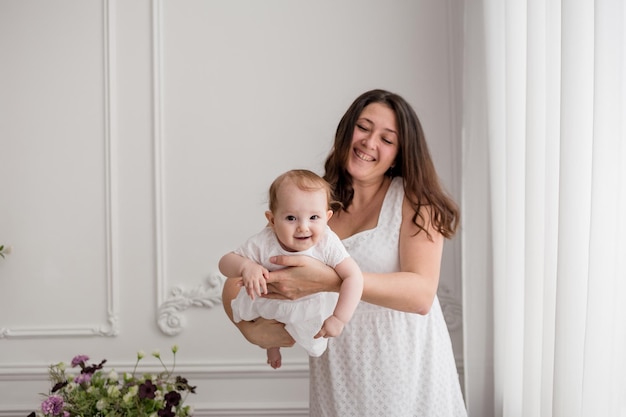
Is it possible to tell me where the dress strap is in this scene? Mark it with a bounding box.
[377,177,404,225]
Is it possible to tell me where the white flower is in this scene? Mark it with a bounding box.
[96,398,107,410]
[123,385,138,404]
[151,349,161,358]
[107,369,118,382]
[107,385,121,398]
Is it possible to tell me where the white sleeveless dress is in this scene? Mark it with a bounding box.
[309,177,467,417]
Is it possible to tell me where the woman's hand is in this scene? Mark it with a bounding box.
[265,255,342,300]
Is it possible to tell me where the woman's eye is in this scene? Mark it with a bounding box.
[382,137,393,144]
[356,124,369,132]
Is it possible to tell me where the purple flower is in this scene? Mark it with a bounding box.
[41,395,64,415]
[138,379,157,399]
[71,355,89,367]
[164,390,181,406]
[157,408,175,417]
[51,381,68,393]
[74,373,92,384]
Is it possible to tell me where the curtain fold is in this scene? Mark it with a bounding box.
[581,1,626,414]
[462,1,626,416]
[553,2,595,415]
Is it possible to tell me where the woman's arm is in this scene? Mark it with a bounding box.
[264,254,343,299]
[268,198,443,315]
[359,198,443,314]
[221,277,295,349]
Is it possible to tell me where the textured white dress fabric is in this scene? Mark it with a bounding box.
[230,226,344,357]
[309,177,467,417]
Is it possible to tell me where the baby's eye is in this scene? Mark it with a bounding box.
[310,215,321,220]
[286,215,296,221]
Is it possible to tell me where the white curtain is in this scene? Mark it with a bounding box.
[462,1,626,416]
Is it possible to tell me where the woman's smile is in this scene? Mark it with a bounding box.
[354,149,375,162]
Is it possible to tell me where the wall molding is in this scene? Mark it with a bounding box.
[157,272,226,335]
[151,0,225,336]
[0,360,309,380]
[152,0,167,311]
[0,0,119,339]
[0,407,309,417]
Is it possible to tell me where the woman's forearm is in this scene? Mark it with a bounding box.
[265,255,342,299]
[262,255,437,314]
[360,271,438,314]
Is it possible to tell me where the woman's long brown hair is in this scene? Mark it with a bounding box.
[323,89,459,240]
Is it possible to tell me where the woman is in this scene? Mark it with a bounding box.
[222,89,467,416]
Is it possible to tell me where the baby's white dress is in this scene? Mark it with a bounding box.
[230,226,344,357]
[309,177,467,417]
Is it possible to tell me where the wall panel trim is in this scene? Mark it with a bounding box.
[0,0,120,339]
[151,0,225,336]
[0,360,308,380]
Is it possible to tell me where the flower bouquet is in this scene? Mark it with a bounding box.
[28,346,195,417]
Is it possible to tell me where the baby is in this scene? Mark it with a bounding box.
[219,169,363,368]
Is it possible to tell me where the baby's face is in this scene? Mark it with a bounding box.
[266,181,332,252]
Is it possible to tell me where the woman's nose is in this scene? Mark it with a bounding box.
[362,135,375,149]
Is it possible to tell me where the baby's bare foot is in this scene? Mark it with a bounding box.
[267,348,282,369]
[267,357,281,369]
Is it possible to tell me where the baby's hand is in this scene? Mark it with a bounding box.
[314,315,345,339]
[241,261,269,300]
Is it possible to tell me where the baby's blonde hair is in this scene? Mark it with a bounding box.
[268,169,333,213]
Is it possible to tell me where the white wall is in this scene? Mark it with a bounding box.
[0,1,463,415]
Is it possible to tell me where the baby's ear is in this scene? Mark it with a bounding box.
[265,210,275,225]
[326,210,334,221]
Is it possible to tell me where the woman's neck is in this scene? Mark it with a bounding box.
[350,176,391,209]
[329,176,392,239]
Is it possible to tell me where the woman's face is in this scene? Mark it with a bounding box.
[346,102,399,183]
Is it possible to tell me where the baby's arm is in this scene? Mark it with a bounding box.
[218,252,269,300]
[315,257,363,338]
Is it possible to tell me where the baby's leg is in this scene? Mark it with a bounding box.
[266,347,282,369]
